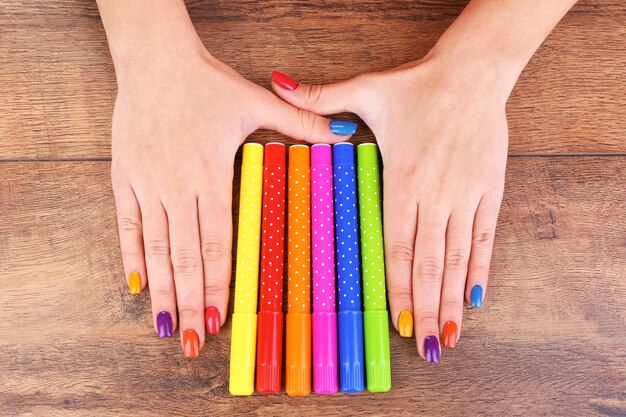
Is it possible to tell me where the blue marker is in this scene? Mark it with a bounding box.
[332,143,365,393]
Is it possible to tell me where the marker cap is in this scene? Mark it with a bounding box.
[333,143,355,165]
[337,310,365,393]
[311,144,332,166]
[289,144,310,167]
[256,311,284,393]
[265,142,286,165]
[363,310,391,392]
[357,143,379,166]
[285,312,312,396]
[312,311,338,394]
[229,312,258,396]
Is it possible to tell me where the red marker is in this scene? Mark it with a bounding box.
[256,143,287,393]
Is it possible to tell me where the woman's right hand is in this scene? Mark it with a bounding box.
[110,30,354,358]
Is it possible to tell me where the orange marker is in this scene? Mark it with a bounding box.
[285,145,312,396]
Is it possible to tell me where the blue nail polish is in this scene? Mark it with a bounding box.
[330,120,357,135]
[470,285,483,308]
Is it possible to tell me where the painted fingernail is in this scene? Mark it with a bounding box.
[205,306,221,335]
[471,285,483,308]
[330,120,357,135]
[182,329,200,358]
[271,70,298,90]
[398,310,413,338]
[424,335,440,363]
[128,272,141,295]
[442,321,458,348]
[156,311,173,338]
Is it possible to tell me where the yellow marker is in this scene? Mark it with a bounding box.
[229,143,264,396]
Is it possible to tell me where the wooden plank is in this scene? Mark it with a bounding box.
[0,157,624,416]
[0,1,625,159]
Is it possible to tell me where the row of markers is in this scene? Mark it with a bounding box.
[229,142,390,396]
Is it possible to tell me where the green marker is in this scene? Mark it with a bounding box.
[357,143,391,392]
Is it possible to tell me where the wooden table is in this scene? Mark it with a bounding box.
[1,1,625,415]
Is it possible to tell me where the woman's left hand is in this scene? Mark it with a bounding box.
[270,49,509,362]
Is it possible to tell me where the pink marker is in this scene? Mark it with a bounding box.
[310,144,338,394]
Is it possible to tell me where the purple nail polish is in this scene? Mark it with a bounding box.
[157,311,173,338]
[424,335,440,363]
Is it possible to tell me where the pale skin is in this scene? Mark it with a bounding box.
[97,0,577,360]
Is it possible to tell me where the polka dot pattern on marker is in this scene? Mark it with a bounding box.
[287,147,311,313]
[333,152,362,311]
[357,145,387,312]
[311,147,336,313]
[259,146,286,313]
[233,144,264,314]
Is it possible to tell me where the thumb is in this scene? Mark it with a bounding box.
[256,89,358,144]
[270,70,360,116]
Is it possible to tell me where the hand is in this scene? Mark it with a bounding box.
[112,37,354,358]
[271,49,508,361]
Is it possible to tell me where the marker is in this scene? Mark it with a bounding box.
[285,145,312,397]
[311,144,338,394]
[229,143,264,396]
[256,143,287,393]
[357,143,391,392]
[333,143,365,393]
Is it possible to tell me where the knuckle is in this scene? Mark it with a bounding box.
[441,298,464,313]
[444,249,468,270]
[201,241,228,262]
[305,84,323,107]
[204,281,229,299]
[386,282,412,301]
[473,230,494,248]
[171,249,201,275]
[416,256,443,283]
[297,108,317,134]
[388,242,414,263]
[177,306,203,319]
[145,239,170,259]
[150,287,173,300]
[469,263,490,278]
[118,216,142,233]
[415,311,439,328]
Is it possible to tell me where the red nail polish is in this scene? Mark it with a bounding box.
[271,71,299,90]
[205,306,221,335]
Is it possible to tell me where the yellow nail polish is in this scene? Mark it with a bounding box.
[398,310,413,338]
[128,272,141,295]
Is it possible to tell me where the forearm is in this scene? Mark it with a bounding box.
[431,0,578,96]
[96,0,205,81]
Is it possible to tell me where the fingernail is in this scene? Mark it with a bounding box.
[471,285,483,308]
[330,120,357,135]
[271,70,298,90]
[398,310,413,338]
[128,272,141,295]
[424,335,440,363]
[205,306,221,335]
[182,329,200,358]
[442,321,458,348]
[156,311,173,338]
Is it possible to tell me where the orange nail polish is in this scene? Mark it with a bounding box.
[128,272,141,295]
[398,310,413,338]
[442,321,458,348]
[182,329,200,358]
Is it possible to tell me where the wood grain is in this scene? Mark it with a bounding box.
[0,0,625,159]
[0,158,624,416]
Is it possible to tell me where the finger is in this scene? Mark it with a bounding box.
[270,70,358,115]
[165,198,205,358]
[383,172,418,338]
[412,208,448,363]
[257,91,357,144]
[113,182,147,295]
[198,167,234,335]
[140,199,177,339]
[439,209,475,349]
[466,192,503,308]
